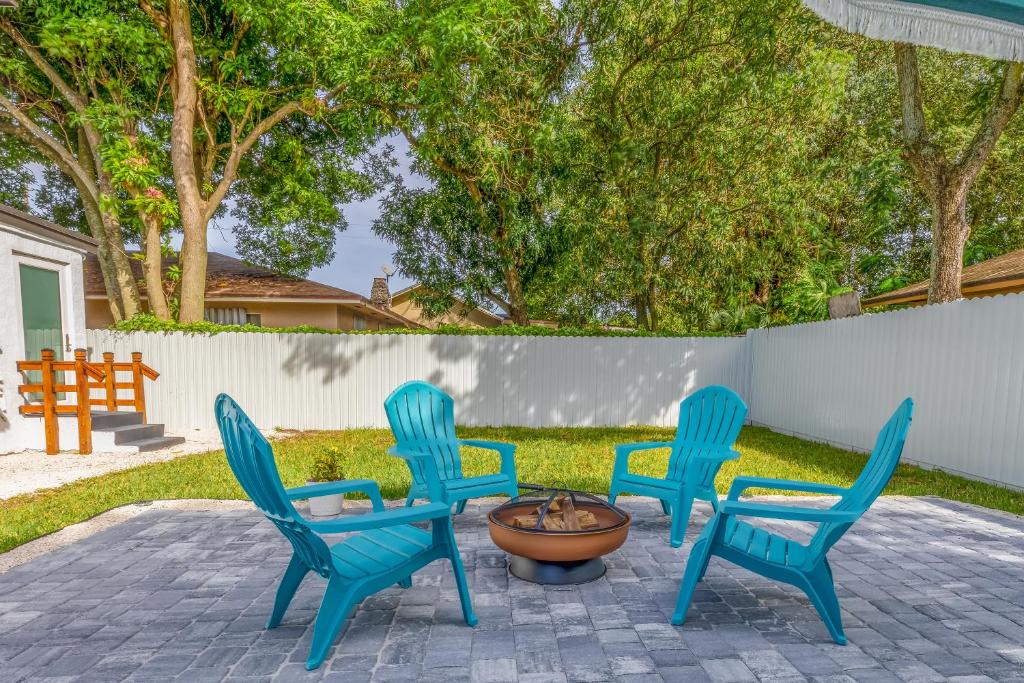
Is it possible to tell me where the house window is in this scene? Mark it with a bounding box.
[204,307,247,325]
[353,316,367,330]
[245,313,262,327]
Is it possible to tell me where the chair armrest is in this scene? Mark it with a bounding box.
[613,442,674,477]
[720,500,860,523]
[459,439,515,456]
[305,501,452,534]
[727,476,848,501]
[459,439,516,474]
[388,446,446,502]
[286,480,384,512]
[617,441,675,454]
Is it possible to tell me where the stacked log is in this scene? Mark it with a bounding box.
[511,494,600,531]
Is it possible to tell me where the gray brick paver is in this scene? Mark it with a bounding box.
[2,498,1023,682]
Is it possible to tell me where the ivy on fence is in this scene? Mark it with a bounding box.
[110,314,729,338]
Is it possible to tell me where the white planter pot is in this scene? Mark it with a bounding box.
[307,482,344,517]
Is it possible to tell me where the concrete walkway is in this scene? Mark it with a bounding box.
[1,497,1023,682]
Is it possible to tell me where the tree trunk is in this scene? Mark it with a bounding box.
[168,0,208,323]
[138,207,172,320]
[895,43,1024,305]
[504,266,529,325]
[928,180,971,303]
[634,286,657,330]
[99,209,142,319]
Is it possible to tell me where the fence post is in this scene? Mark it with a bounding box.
[102,351,117,411]
[131,352,147,423]
[40,349,58,455]
[74,349,93,454]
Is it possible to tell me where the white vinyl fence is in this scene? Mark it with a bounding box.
[87,290,1024,490]
[747,293,1024,490]
[87,330,750,434]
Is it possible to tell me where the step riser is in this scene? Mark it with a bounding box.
[91,411,144,430]
[133,437,186,452]
[112,424,166,444]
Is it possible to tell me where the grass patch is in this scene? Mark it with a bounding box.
[2,425,1022,554]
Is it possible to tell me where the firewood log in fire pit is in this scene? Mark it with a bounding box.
[511,493,600,530]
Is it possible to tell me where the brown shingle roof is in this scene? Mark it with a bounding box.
[84,251,372,302]
[862,248,1024,306]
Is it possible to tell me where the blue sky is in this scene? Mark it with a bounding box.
[194,133,425,298]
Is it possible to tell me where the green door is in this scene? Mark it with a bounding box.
[20,265,65,397]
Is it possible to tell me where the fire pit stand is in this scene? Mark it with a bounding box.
[488,485,632,585]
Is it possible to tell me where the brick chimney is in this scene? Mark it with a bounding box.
[370,277,391,307]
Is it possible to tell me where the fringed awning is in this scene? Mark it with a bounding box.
[802,0,1024,61]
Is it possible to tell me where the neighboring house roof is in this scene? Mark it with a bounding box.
[0,203,97,252]
[391,283,505,323]
[83,252,419,326]
[862,248,1024,307]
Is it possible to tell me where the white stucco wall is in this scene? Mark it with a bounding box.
[0,220,91,453]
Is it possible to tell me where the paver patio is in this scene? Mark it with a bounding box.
[1,497,1023,682]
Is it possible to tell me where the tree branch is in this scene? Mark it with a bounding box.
[0,17,88,114]
[894,42,948,197]
[203,100,303,221]
[0,95,96,202]
[956,61,1024,187]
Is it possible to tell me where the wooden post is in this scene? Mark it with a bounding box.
[74,349,93,455]
[40,349,58,455]
[102,351,117,411]
[131,352,147,423]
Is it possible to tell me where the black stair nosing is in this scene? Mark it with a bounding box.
[122,436,186,453]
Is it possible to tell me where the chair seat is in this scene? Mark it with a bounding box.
[722,517,807,568]
[330,525,433,580]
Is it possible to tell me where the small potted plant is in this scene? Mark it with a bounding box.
[307,447,346,517]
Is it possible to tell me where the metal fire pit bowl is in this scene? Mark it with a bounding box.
[488,485,631,584]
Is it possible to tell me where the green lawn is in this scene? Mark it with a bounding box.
[2,425,1022,554]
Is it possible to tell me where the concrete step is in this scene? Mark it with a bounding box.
[104,423,166,444]
[90,411,144,430]
[123,436,186,452]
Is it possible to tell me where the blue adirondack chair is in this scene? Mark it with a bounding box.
[672,398,914,645]
[385,380,519,512]
[215,394,477,671]
[608,385,748,547]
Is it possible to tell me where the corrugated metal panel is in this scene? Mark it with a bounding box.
[86,330,749,434]
[748,292,1024,490]
[88,292,1024,490]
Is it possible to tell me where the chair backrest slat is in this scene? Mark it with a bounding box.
[668,386,748,483]
[385,381,462,483]
[215,394,332,577]
[810,398,914,557]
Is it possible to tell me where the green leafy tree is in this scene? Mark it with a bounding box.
[141,0,383,321]
[373,0,588,324]
[554,0,850,330]
[0,1,170,320]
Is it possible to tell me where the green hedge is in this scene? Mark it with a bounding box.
[110,313,729,338]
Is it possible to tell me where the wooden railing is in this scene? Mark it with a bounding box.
[89,352,160,421]
[16,349,159,455]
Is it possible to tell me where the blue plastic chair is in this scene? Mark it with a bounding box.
[608,385,748,547]
[673,398,914,645]
[385,381,519,512]
[215,394,477,671]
